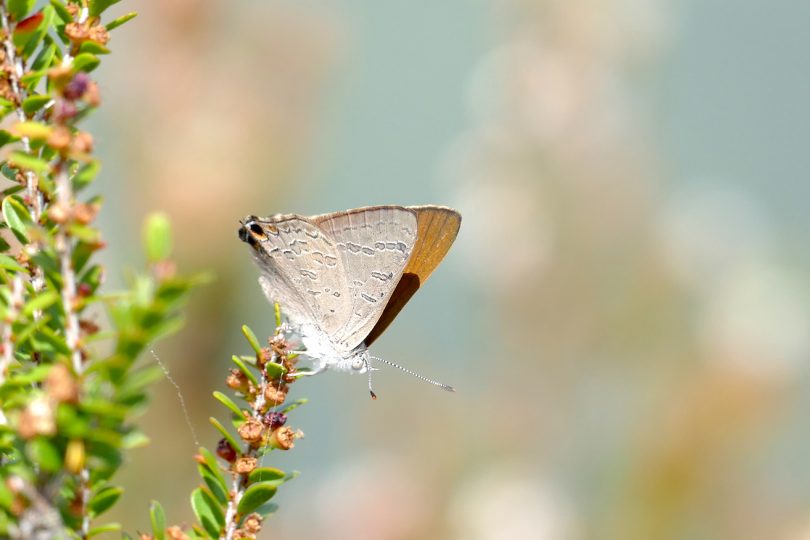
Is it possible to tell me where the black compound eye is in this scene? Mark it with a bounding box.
[249,222,264,236]
[238,226,249,243]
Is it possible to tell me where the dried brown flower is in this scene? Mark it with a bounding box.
[237,418,264,445]
[263,384,286,407]
[18,397,56,439]
[87,25,109,45]
[46,125,72,152]
[70,131,94,154]
[64,22,89,42]
[268,426,298,451]
[83,81,101,107]
[226,368,249,392]
[166,526,190,540]
[257,347,272,368]
[234,456,257,475]
[72,202,99,225]
[45,364,78,403]
[242,513,263,534]
[47,203,70,224]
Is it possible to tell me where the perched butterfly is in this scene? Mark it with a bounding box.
[238,205,461,397]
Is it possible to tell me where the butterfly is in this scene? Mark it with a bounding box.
[238,205,461,397]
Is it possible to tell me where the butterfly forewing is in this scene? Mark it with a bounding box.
[313,206,418,351]
[251,215,351,337]
[363,206,461,346]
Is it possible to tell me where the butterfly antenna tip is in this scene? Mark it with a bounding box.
[369,355,455,393]
[365,357,378,400]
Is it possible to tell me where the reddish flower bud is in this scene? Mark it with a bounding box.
[262,412,287,431]
[63,73,90,101]
[216,438,237,463]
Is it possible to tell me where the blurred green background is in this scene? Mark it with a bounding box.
[93,1,810,538]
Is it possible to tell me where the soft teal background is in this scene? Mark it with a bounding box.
[90,1,810,538]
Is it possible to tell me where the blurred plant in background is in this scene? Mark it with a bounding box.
[0,1,206,537]
[33,0,804,539]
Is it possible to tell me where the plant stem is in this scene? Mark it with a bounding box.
[0,1,42,221]
[222,353,274,540]
[53,160,83,374]
[0,274,23,390]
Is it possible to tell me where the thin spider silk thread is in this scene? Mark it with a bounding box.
[150,349,200,448]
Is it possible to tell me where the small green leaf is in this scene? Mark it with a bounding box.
[9,151,50,175]
[237,481,278,515]
[253,502,279,517]
[36,326,71,355]
[68,223,101,243]
[120,430,150,449]
[78,41,110,55]
[198,446,227,487]
[26,437,61,473]
[73,160,100,191]
[230,355,259,387]
[199,465,229,505]
[11,121,50,140]
[8,0,35,20]
[2,195,31,242]
[106,11,137,31]
[21,95,51,115]
[209,417,240,455]
[88,0,121,17]
[0,254,25,272]
[20,69,46,88]
[0,130,17,148]
[22,290,59,317]
[213,391,244,418]
[0,480,14,510]
[280,398,308,414]
[49,0,71,23]
[149,500,166,540]
[274,302,282,327]
[248,467,285,484]
[89,486,123,517]
[200,487,225,527]
[88,523,122,537]
[32,41,57,70]
[16,7,52,57]
[191,488,222,538]
[263,360,286,380]
[5,364,51,386]
[143,212,172,263]
[241,325,262,354]
[72,52,100,73]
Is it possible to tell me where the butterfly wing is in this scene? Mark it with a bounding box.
[363,205,461,347]
[248,214,351,337]
[312,206,418,351]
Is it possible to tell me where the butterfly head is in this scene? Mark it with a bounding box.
[238,215,267,248]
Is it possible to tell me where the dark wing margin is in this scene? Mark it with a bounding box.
[363,205,461,347]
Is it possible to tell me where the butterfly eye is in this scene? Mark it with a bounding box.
[238,226,249,243]
[249,222,265,238]
[351,359,364,371]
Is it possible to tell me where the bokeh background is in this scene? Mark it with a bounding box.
[92,1,810,538]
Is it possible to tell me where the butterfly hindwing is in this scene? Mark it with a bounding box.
[363,206,461,346]
[313,206,418,351]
